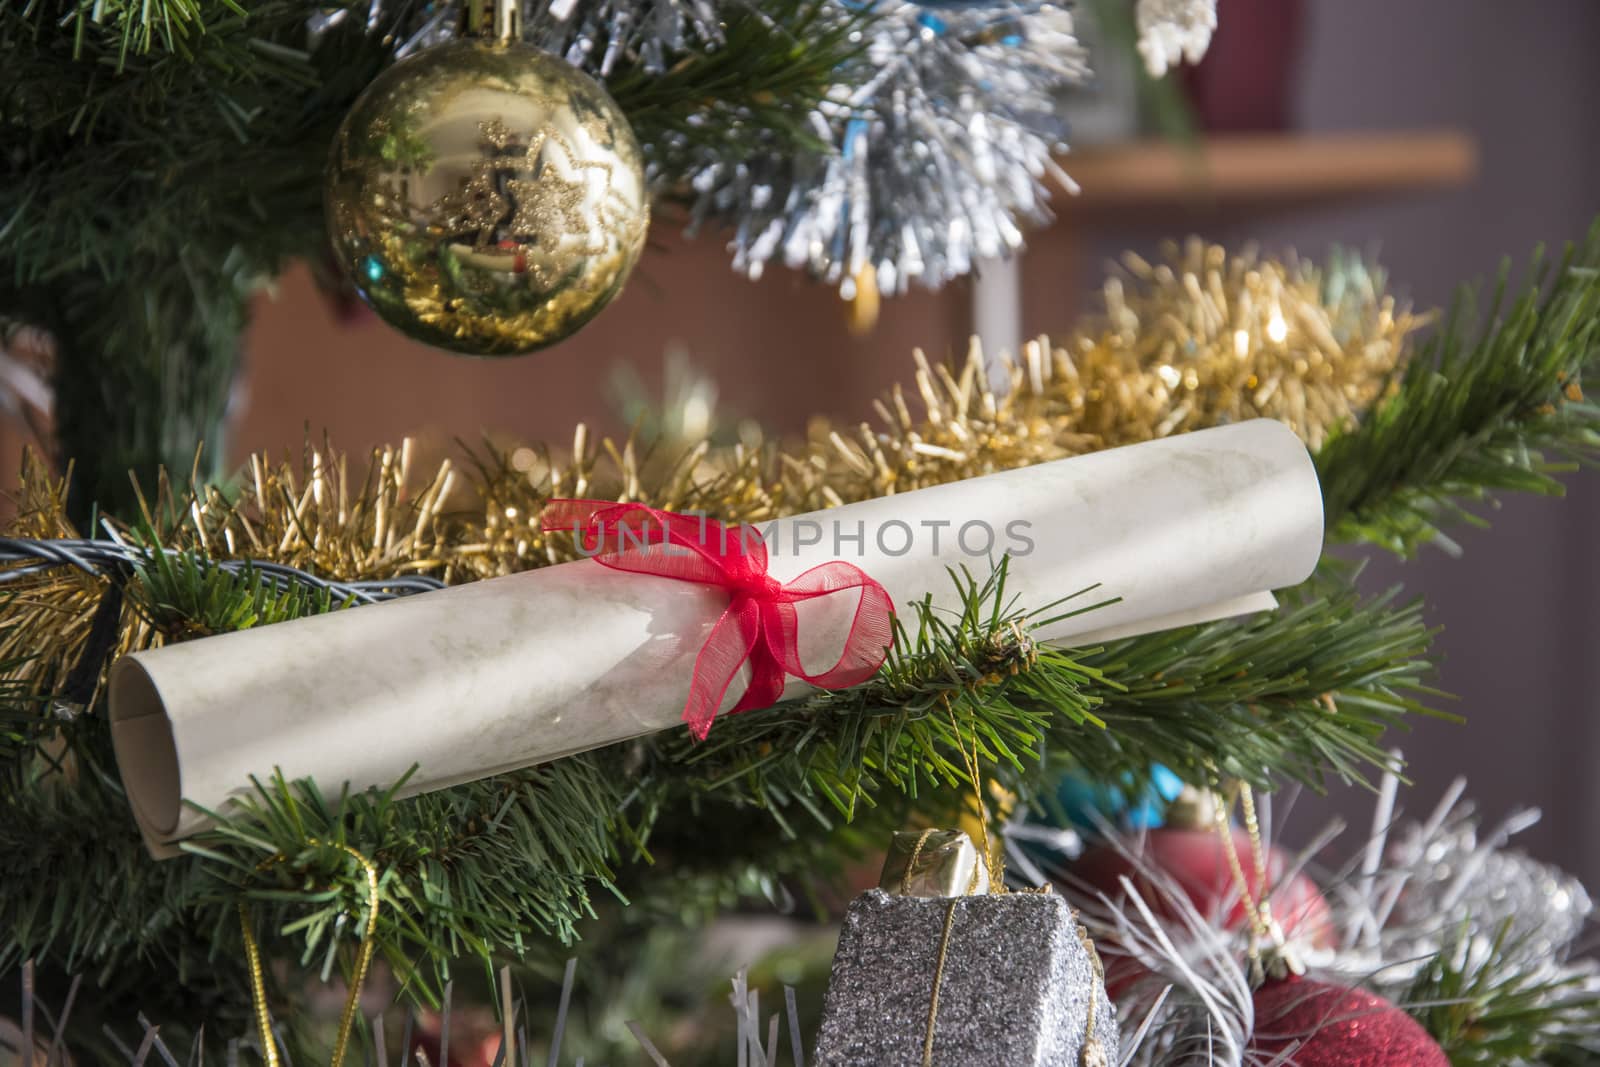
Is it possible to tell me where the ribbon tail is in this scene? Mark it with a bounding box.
[729,627,788,716]
[683,599,761,741]
[773,564,896,689]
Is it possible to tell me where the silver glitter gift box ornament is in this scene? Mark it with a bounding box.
[814,831,1118,1067]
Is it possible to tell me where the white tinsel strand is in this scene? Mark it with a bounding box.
[1134,0,1216,78]
[1052,828,1254,1066]
[1104,875,1253,1065]
[12,955,816,1065]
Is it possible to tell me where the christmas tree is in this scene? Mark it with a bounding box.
[3,1,1598,1063]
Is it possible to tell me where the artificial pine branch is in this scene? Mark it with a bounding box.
[3,1,394,514]
[640,564,1109,829]
[610,0,869,191]
[191,756,622,1002]
[1404,919,1600,1066]
[657,571,1440,845]
[0,734,249,1018]
[1068,580,1443,790]
[0,560,1429,1019]
[131,548,348,640]
[1318,221,1600,555]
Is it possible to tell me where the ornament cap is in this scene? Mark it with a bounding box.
[1163,783,1223,830]
[465,0,520,43]
[1248,918,1307,988]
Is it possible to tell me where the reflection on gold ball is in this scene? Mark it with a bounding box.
[326,40,649,356]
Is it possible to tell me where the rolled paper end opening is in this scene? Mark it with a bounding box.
[109,656,183,846]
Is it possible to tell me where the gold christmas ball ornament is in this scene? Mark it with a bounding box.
[326,40,649,356]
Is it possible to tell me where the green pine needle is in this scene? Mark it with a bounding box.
[1069,579,1444,791]
[130,550,349,639]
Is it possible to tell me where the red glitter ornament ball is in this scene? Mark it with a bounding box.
[1249,976,1447,1066]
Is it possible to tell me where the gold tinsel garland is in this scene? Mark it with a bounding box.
[2,242,1420,697]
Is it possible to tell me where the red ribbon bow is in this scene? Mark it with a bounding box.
[543,500,895,740]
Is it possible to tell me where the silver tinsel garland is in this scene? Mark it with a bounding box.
[1022,779,1600,1065]
[686,1,1091,295]
[1377,789,1592,974]
[327,0,1219,295]
[523,0,726,75]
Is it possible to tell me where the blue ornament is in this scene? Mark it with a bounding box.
[1051,764,1185,834]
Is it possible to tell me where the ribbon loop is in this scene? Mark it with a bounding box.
[544,499,895,739]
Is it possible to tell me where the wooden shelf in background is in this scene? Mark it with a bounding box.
[1052,131,1477,217]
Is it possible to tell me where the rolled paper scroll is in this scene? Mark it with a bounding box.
[110,419,1322,854]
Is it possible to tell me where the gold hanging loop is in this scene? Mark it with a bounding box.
[238,841,384,1067]
[239,903,280,1067]
[1213,779,1303,983]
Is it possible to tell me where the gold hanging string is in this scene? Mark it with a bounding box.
[915,701,997,1067]
[332,843,382,1067]
[1212,780,1301,983]
[902,827,934,896]
[923,898,961,1067]
[1235,783,1276,948]
[944,697,1003,890]
[904,824,977,1067]
[1212,786,1267,981]
[239,841,383,1067]
[1075,923,1109,1067]
[238,903,280,1067]
[918,696,1082,1066]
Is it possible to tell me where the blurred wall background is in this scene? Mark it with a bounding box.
[1185,0,1600,886]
